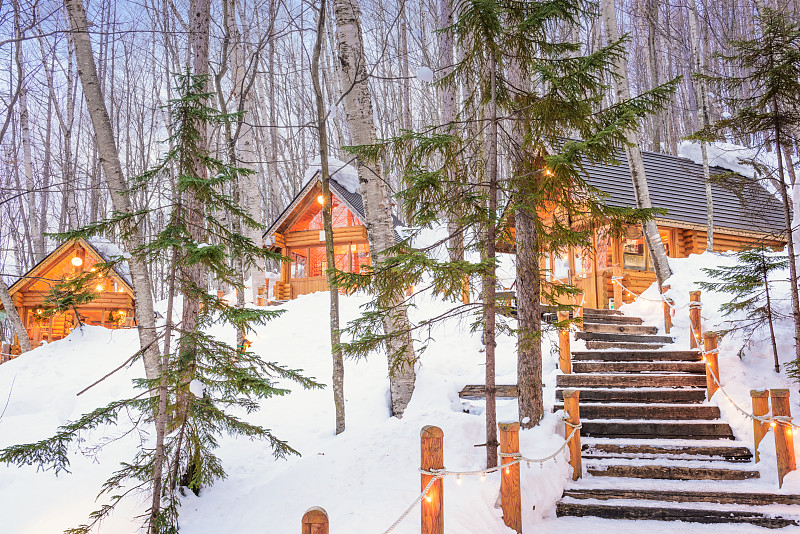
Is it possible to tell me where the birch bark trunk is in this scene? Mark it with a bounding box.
[64,0,160,380]
[688,0,714,251]
[600,0,672,286]
[332,0,416,416]
[0,278,30,353]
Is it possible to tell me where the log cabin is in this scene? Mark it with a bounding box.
[0,238,136,356]
[521,149,787,309]
[263,168,403,300]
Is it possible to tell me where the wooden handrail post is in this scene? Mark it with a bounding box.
[770,389,796,488]
[574,292,584,329]
[498,422,522,533]
[563,389,582,481]
[612,264,623,309]
[421,425,444,534]
[557,311,571,374]
[689,291,702,349]
[661,284,672,334]
[751,390,770,463]
[702,332,719,401]
[301,507,329,534]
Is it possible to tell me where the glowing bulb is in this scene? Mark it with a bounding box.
[96,284,104,291]
[505,466,510,474]
[456,475,462,484]
[317,195,324,205]
[544,169,553,176]
[480,473,486,482]
[771,421,777,428]
[425,495,432,503]
[71,256,83,267]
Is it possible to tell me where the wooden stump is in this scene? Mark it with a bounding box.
[563,389,582,481]
[770,389,796,488]
[301,507,329,534]
[499,422,522,533]
[661,284,672,334]
[421,425,444,534]
[702,332,719,400]
[557,311,571,374]
[751,390,770,463]
[689,291,702,349]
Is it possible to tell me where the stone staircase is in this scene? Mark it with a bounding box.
[554,308,800,529]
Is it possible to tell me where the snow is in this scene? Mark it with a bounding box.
[2,251,800,533]
[416,66,434,83]
[303,157,361,194]
[88,236,132,283]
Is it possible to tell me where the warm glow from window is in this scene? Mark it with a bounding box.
[96,284,104,292]
[350,244,357,252]
[317,195,324,205]
[71,256,83,267]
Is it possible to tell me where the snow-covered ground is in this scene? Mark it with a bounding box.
[1,251,800,533]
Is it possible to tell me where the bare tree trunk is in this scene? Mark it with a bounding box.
[0,278,30,353]
[64,0,160,380]
[601,0,672,286]
[332,0,417,417]
[313,0,345,434]
[645,0,662,152]
[688,0,713,252]
[483,51,499,468]
[400,2,411,132]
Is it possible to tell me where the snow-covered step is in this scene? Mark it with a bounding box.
[556,373,706,388]
[579,420,735,439]
[576,331,674,344]
[552,403,720,420]
[555,387,706,403]
[586,462,759,480]
[571,350,701,361]
[585,340,668,350]
[582,441,752,462]
[563,488,800,506]
[555,499,799,528]
[582,323,659,335]
[571,360,705,374]
[582,314,643,325]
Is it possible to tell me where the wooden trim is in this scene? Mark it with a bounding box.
[653,218,786,241]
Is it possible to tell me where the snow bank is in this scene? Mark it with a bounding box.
[303,157,361,194]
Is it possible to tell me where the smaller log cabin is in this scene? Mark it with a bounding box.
[264,170,382,300]
[1,238,136,355]
[519,149,787,309]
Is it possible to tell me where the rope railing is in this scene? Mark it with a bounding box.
[380,423,582,534]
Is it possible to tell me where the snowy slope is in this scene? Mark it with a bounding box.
[2,252,800,533]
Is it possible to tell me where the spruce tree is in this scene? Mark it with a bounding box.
[336,0,674,463]
[0,73,321,534]
[698,8,800,373]
[699,247,788,372]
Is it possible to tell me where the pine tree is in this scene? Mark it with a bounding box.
[697,9,800,373]
[0,73,321,534]
[35,265,111,327]
[699,247,788,372]
[337,0,674,464]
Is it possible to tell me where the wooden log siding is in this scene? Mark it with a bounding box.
[283,226,368,248]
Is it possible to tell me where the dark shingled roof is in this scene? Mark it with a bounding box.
[581,149,786,235]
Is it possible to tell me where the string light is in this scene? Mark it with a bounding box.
[425,495,432,503]
[505,466,510,474]
[480,473,486,482]
[771,421,778,428]
[456,475,461,484]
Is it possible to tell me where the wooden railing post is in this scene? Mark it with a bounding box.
[751,390,770,463]
[689,291,702,349]
[702,332,719,400]
[421,425,444,534]
[557,311,571,374]
[301,507,329,534]
[257,286,265,306]
[612,264,623,309]
[574,292,584,329]
[498,422,522,532]
[770,389,796,488]
[563,389,582,481]
[661,285,672,334]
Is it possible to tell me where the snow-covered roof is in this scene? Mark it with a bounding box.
[85,237,133,286]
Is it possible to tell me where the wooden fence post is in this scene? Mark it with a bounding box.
[574,292,584,328]
[702,332,719,401]
[661,285,672,334]
[689,291,702,349]
[563,389,582,481]
[751,390,770,463]
[557,311,571,374]
[257,286,265,306]
[301,507,329,534]
[770,389,796,488]
[216,289,224,299]
[421,425,444,534]
[498,422,522,533]
[612,264,623,309]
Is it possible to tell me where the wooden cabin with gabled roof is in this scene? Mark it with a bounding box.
[263,166,404,300]
[0,238,136,356]
[505,148,787,310]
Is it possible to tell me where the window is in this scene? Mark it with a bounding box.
[553,253,569,279]
[290,196,362,232]
[622,236,646,270]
